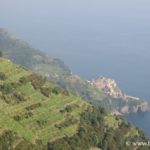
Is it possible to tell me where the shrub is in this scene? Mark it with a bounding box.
[0,83,13,94]
[36,120,47,127]
[40,87,51,97]
[13,111,33,121]
[52,87,69,96]
[28,74,46,90]
[19,76,28,84]
[0,130,15,150]
[0,72,7,80]
[55,117,77,130]
[13,92,26,103]
[25,103,42,111]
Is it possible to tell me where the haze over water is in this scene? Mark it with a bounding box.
[1,0,150,137]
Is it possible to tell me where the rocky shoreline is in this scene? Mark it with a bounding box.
[90,76,150,115]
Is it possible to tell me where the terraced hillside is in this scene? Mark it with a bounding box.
[0,57,149,150]
[0,57,88,148]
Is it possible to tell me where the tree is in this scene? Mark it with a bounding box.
[0,72,7,80]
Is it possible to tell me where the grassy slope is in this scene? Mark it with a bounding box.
[0,58,88,146]
[0,58,148,150]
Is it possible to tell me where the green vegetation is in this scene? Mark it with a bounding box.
[0,58,88,149]
[0,72,7,80]
[104,114,122,130]
[0,57,148,150]
[48,106,148,150]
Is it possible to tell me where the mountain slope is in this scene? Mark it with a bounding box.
[0,57,89,148]
[0,28,70,78]
[0,57,148,150]
[0,28,149,114]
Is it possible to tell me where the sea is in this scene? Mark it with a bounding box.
[0,0,150,137]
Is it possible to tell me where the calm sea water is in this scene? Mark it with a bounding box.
[0,0,150,137]
[125,112,150,138]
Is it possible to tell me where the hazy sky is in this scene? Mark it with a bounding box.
[1,0,150,47]
[1,0,150,99]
